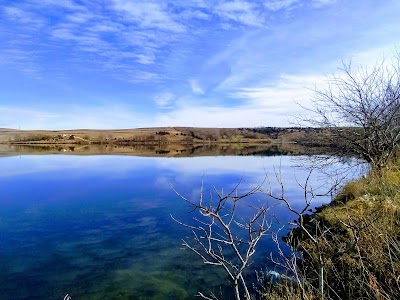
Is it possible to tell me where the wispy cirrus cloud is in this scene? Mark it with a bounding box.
[311,0,337,8]
[65,11,94,23]
[153,104,296,128]
[214,1,266,27]
[3,6,44,27]
[2,0,400,129]
[0,0,341,85]
[230,73,325,109]
[0,104,147,130]
[40,0,84,10]
[189,79,205,95]
[152,72,324,127]
[1,1,180,83]
[111,0,186,33]
[154,92,175,108]
[264,0,301,11]
[0,48,42,77]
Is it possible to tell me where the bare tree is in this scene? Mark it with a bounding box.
[304,53,400,168]
[172,166,340,299]
[172,163,359,299]
[173,160,398,300]
[261,164,400,300]
[259,167,337,299]
[172,179,271,300]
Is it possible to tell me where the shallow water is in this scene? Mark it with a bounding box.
[0,155,356,299]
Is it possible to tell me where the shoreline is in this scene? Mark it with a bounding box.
[0,142,332,158]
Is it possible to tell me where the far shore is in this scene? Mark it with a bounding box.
[0,126,327,146]
[0,126,336,157]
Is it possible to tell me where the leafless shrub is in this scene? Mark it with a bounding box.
[174,161,400,300]
[303,53,400,169]
[172,179,271,300]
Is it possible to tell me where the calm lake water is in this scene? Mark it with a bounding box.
[0,154,358,299]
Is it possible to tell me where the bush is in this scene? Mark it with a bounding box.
[293,166,400,300]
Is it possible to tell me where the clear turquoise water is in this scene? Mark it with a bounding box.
[0,155,350,299]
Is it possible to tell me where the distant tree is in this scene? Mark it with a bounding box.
[13,133,21,142]
[241,130,259,139]
[203,132,219,141]
[304,53,400,168]
[97,134,106,144]
[220,128,233,140]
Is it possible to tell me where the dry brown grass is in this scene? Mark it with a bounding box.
[0,127,328,146]
[294,164,400,300]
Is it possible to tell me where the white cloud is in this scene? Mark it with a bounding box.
[134,53,156,65]
[214,1,265,27]
[3,0,400,131]
[0,48,41,77]
[188,79,205,95]
[232,74,325,106]
[3,6,44,27]
[40,0,84,10]
[264,0,301,11]
[179,9,211,20]
[2,0,341,86]
[311,0,336,8]
[124,71,162,83]
[152,72,330,127]
[112,0,186,33]
[154,93,175,108]
[88,22,122,33]
[0,105,147,130]
[22,0,193,82]
[0,106,58,129]
[50,18,161,78]
[153,104,296,128]
[51,27,76,40]
[346,46,395,69]
[65,12,94,24]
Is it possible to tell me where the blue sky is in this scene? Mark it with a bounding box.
[1,0,400,129]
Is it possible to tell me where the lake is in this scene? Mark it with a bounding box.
[0,152,359,299]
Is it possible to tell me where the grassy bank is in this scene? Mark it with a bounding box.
[265,160,400,299]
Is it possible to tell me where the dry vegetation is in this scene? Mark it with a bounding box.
[263,159,400,300]
[0,127,334,158]
[173,54,400,299]
[0,127,323,146]
[0,126,334,158]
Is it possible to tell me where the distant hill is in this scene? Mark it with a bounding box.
[0,126,329,147]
